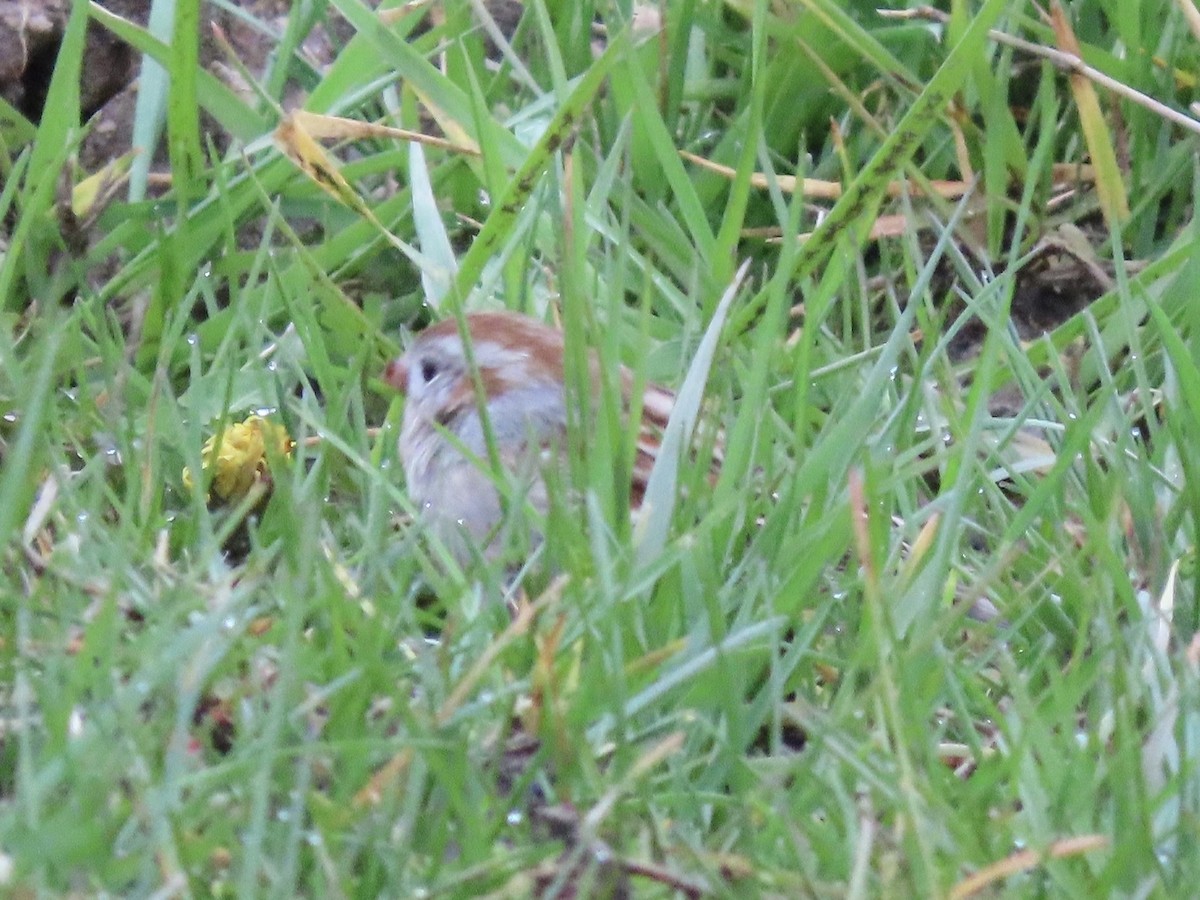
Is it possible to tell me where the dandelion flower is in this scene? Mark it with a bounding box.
[183,415,293,503]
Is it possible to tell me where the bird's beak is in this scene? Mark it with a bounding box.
[383,356,408,394]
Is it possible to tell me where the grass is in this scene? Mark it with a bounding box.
[3,0,1200,895]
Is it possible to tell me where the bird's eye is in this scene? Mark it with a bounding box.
[419,359,439,383]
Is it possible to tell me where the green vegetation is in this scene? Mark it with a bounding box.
[2,0,1199,895]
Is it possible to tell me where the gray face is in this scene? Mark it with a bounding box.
[395,321,570,564]
[402,335,467,428]
[402,327,569,459]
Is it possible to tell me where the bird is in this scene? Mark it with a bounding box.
[383,310,694,566]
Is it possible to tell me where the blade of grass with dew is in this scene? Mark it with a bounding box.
[136,0,205,361]
[974,44,1029,253]
[635,261,749,567]
[165,0,203,199]
[710,5,764,288]
[411,141,458,308]
[527,0,568,93]
[127,0,177,202]
[27,0,85,180]
[455,41,524,307]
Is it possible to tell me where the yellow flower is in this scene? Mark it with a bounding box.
[182,416,294,503]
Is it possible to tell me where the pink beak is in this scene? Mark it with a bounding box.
[383,357,408,394]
